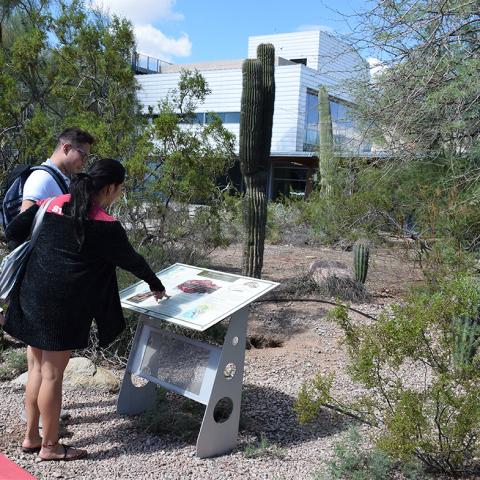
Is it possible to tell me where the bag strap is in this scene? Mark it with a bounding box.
[30,197,55,246]
[31,165,69,194]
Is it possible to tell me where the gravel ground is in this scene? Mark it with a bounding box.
[0,244,421,480]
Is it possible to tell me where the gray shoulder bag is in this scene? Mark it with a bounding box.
[0,198,54,301]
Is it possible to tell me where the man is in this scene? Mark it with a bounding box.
[19,127,94,433]
[20,127,94,212]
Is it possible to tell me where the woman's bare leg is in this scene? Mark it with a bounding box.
[22,346,42,449]
[38,350,87,460]
[38,350,72,458]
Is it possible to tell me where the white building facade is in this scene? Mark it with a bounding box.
[135,31,369,199]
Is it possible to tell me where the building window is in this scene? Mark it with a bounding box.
[303,89,370,153]
[272,162,309,199]
[223,112,240,123]
[193,112,241,125]
[290,58,307,66]
[177,112,204,124]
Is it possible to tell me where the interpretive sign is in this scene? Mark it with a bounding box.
[120,263,278,331]
[117,263,279,458]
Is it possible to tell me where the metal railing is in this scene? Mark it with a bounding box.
[132,52,172,74]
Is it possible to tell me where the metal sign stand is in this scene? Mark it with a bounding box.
[117,306,249,458]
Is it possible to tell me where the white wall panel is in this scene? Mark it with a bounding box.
[135,31,368,155]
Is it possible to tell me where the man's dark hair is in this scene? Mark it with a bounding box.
[57,127,95,148]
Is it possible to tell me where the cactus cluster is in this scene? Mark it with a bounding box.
[353,241,370,284]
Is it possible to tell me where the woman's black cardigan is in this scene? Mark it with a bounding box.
[4,205,164,351]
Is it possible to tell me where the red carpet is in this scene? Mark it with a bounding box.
[0,454,37,480]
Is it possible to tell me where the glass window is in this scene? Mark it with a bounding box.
[303,90,369,153]
[224,112,240,123]
[205,112,222,124]
[290,58,307,66]
[272,163,309,199]
[206,112,240,124]
[178,112,204,124]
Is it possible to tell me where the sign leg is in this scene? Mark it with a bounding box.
[117,319,157,414]
[196,306,249,458]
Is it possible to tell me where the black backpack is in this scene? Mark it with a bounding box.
[0,164,69,231]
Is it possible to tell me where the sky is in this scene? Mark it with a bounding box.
[90,0,373,64]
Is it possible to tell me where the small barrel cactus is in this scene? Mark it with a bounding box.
[353,241,370,284]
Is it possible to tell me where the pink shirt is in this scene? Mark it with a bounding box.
[37,194,116,222]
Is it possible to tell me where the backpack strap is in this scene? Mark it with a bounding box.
[31,165,69,194]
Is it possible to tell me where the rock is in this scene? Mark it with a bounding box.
[309,259,352,283]
[11,371,28,388]
[91,366,120,393]
[64,357,96,378]
[63,359,119,392]
[10,356,119,393]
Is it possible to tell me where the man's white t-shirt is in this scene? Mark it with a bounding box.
[22,159,70,202]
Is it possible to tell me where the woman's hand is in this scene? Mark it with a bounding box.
[152,289,170,302]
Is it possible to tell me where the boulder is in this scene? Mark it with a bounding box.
[309,259,352,284]
[64,357,96,379]
[11,356,119,393]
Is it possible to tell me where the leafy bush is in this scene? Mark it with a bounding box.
[266,200,310,245]
[296,273,480,476]
[313,427,426,480]
[0,348,28,380]
[302,157,480,252]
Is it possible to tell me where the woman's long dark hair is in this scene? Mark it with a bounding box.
[63,159,126,248]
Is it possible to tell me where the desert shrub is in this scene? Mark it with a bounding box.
[320,276,368,302]
[302,155,480,256]
[313,427,426,480]
[278,272,368,302]
[301,162,395,245]
[296,273,480,476]
[266,199,311,245]
[243,434,286,459]
[414,239,478,289]
[277,273,321,296]
[0,348,27,380]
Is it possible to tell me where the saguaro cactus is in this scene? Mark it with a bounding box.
[239,44,275,278]
[257,44,275,167]
[453,316,480,369]
[318,86,335,197]
[353,241,370,284]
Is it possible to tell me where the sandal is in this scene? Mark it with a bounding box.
[39,443,87,461]
[22,446,41,454]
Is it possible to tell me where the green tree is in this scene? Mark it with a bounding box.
[0,0,148,178]
[351,0,479,161]
[305,0,480,249]
[119,69,236,252]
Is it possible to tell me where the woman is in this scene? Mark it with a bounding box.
[2,159,167,461]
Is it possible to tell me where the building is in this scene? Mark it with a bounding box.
[135,31,370,199]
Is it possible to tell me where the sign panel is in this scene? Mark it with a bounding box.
[120,263,278,331]
[130,323,220,404]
